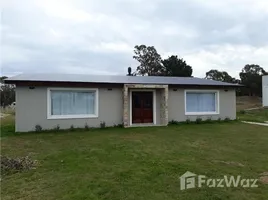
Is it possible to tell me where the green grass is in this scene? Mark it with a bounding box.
[1,122,268,200]
[237,108,268,123]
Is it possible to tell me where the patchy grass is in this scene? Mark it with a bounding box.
[237,108,268,123]
[0,114,15,137]
[1,122,268,200]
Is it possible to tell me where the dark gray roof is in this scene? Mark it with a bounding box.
[6,73,241,86]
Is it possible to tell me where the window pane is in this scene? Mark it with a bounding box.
[51,91,96,115]
[186,92,216,113]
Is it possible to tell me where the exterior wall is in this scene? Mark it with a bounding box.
[168,88,236,121]
[15,85,237,132]
[263,75,268,107]
[16,86,123,132]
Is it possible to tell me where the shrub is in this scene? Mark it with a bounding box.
[113,123,123,128]
[84,123,90,131]
[239,110,246,114]
[100,121,106,128]
[54,124,60,131]
[205,117,212,123]
[35,124,42,132]
[186,118,191,124]
[224,117,231,122]
[70,125,75,131]
[169,120,179,125]
[217,117,222,122]
[195,117,203,124]
[1,155,37,175]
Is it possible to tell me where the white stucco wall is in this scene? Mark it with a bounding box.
[263,75,268,107]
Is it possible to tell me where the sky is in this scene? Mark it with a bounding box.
[1,0,268,78]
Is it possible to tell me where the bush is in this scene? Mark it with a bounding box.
[205,117,212,123]
[169,120,180,125]
[1,155,37,175]
[84,123,90,131]
[186,118,192,124]
[239,110,246,114]
[54,124,60,131]
[113,123,123,128]
[195,117,203,124]
[35,124,42,132]
[217,117,222,122]
[70,125,75,131]
[224,117,231,122]
[100,121,106,128]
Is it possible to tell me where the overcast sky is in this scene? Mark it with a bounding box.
[1,0,268,78]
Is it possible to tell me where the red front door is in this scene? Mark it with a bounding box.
[132,92,153,124]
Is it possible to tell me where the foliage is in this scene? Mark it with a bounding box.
[168,120,180,125]
[224,117,231,122]
[35,125,43,132]
[84,123,90,130]
[205,70,237,83]
[239,64,267,96]
[168,117,237,125]
[54,124,60,131]
[185,118,191,124]
[205,117,212,123]
[113,123,123,128]
[70,125,75,131]
[1,155,37,175]
[195,117,203,124]
[0,76,15,108]
[100,121,106,128]
[239,110,246,114]
[162,55,192,77]
[133,45,163,76]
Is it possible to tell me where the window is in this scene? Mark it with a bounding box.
[47,88,98,119]
[185,90,219,115]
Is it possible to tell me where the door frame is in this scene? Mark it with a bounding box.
[129,89,156,126]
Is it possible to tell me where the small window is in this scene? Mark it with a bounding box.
[47,88,98,119]
[185,91,219,115]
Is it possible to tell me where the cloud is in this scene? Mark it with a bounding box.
[1,0,268,77]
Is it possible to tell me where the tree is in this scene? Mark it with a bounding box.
[133,45,163,76]
[205,70,235,83]
[239,64,267,96]
[0,76,8,83]
[162,55,192,77]
[0,76,15,108]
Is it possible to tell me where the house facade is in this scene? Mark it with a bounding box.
[263,75,268,107]
[6,74,239,132]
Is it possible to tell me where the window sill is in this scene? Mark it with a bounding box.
[47,114,98,120]
[185,112,219,116]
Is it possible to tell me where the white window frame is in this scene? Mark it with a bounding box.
[184,90,220,115]
[47,88,99,119]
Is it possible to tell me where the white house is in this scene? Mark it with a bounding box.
[263,75,268,107]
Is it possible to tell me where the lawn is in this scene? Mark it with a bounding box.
[1,121,268,200]
[237,108,268,123]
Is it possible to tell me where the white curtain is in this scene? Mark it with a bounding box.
[186,92,216,112]
[51,91,95,115]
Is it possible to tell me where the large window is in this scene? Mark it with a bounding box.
[47,88,98,119]
[185,90,219,115]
